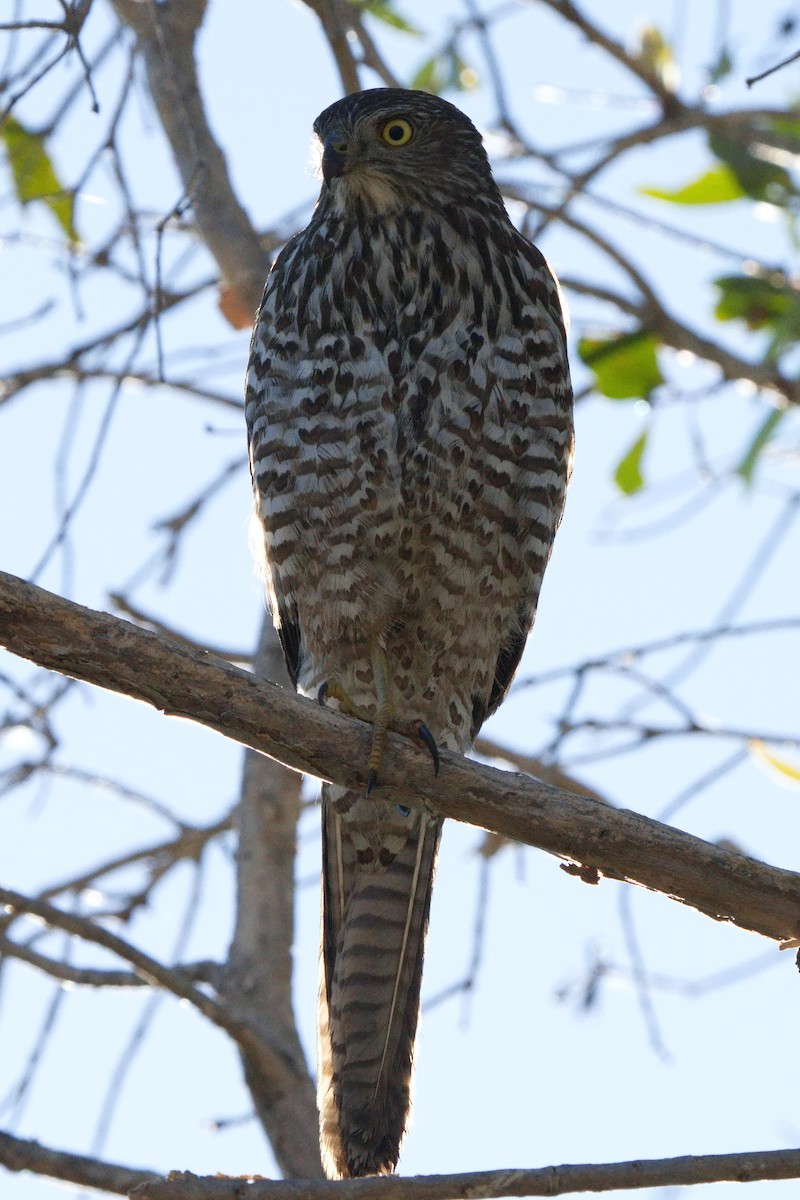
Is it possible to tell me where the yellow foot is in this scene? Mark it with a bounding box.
[318,654,440,797]
[317,678,369,722]
[366,648,440,796]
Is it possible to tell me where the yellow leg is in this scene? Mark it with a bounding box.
[318,651,440,797]
[366,644,392,796]
[318,678,369,722]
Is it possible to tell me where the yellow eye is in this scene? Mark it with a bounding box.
[380,118,414,147]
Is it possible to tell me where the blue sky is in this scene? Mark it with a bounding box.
[2,2,800,1197]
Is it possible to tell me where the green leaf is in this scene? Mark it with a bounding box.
[0,115,77,244]
[714,274,800,360]
[614,430,648,495]
[709,131,797,207]
[640,164,746,205]
[708,46,734,84]
[577,331,664,399]
[410,42,478,94]
[349,0,421,35]
[762,114,800,149]
[409,54,445,94]
[736,408,785,485]
[714,274,794,328]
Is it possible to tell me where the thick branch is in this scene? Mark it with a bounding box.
[0,1128,159,1195]
[2,569,800,943]
[101,3,316,1173]
[131,1149,800,1199]
[110,0,270,310]
[223,620,323,1179]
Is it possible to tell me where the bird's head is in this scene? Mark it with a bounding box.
[312,88,497,215]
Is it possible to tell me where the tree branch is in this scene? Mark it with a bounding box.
[0,936,219,990]
[130,1148,800,1199]
[100,1,321,1174]
[0,1128,159,1195]
[538,0,684,114]
[0,885,306,1102]
[222,620,323,1179]
[109,0,270,311]
[2,569,800,944]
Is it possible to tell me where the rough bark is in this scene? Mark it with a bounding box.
[3,569,800,946]
[222,620,323,1178]
[105,3,316,1172]
[130,1148,800,1198]
[110,0,270,309]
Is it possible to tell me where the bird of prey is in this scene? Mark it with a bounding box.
[245,87,573,1179]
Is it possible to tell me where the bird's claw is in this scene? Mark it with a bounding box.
[413,721,440,777]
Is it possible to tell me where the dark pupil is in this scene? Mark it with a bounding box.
[387,124,405,141]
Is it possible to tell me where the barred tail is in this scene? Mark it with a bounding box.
[317,786,441,1178]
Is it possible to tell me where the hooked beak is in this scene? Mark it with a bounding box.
[321,137,350,187]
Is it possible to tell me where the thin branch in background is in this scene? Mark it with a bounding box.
[463,0,514,130]
[557,943,780,1009]
[658,748,748,824]
[0,300,56,335]
[538,0,683,110]
[747,46,800,87]
[473,734,610,806]
[152,454,247,582]
[52,380,87,597]
[423,849,492,1016]
[29,324,150,585]
[0,31,68,121]
[0,1127,158,1194]
[152,169,203,381]
[593,474,724,544]
[36,762,186,827]
[208,1110,256,1134]
[90,855,207,1158]
[637,949,780,999]
[618,888,671,1062]
[0,936,219,991]
[43,23,123,135]
[0,933,70,1125]
[66,0,100,114]
[0,0,24,79]
[35,813,233,924]
[518,617,800,693]
[107,128,152,315]
[0,885,295,1090]
[619,490,800,716]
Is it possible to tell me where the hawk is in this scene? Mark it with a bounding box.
[246,88,573,1179]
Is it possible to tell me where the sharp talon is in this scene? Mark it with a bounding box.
[366,769,378,797]
[396,804,411,817]
[416,722,440,777]
[317,682,328,706]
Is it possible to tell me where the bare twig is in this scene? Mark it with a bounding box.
[0,885,307,1101]
[0,937,219,990]
[0,1128,158,1195]
[747,46,800,87]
